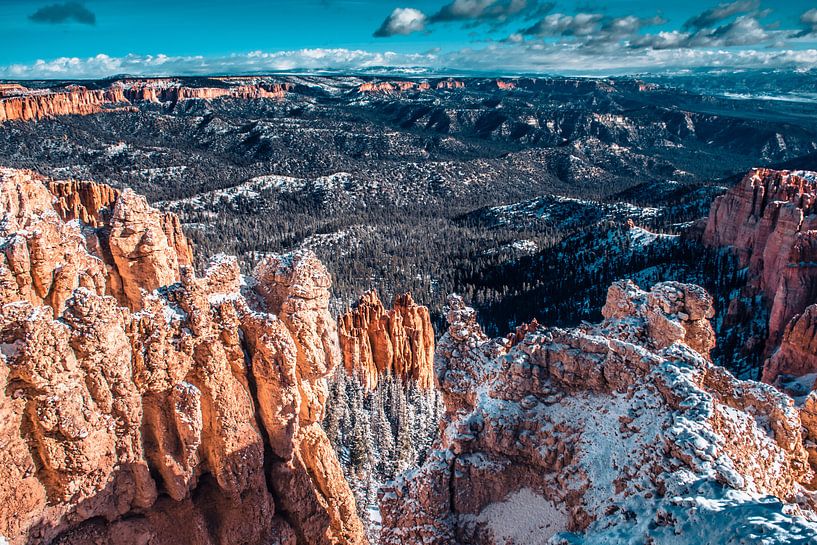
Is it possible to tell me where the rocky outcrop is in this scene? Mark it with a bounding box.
[357,82,418,94]
[380,281,817,544]
[764,304,817,384]
[436,80,464,90]
[0,86,130,123]
[0,80,291,122]
[48,180,120,227]
[0,168,366,545]
[122,84,290,103]
[1,170,193,312]
[495,80,516,90]
[703,168,817,381]
[337,291,435,390]
[357,80,465,94]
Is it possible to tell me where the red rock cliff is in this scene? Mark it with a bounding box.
[380,281,817,544]
[0,168,366,545]
[0,86,129,123]
[703,168,817,382]
[0,80,291,122]
[337,291,435,389]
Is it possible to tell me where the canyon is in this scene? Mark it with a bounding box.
[0,77,518,122]
[3,71,817,544]
[0,80,292,123]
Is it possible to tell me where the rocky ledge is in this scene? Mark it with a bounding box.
[380,280,817,544]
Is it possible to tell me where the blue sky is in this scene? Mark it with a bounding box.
[2,0,816,77]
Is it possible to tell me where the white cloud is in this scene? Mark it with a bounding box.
[373,8,428,37]
[2,43,817,80]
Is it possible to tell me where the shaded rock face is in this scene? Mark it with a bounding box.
[337,291,435,389]
[0,169,365,545]
[703,169,817,350]
[765,304,817,385]
[380,280,817,544]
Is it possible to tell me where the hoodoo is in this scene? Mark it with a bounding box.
[0,168,366,545]
[337,291,435,389]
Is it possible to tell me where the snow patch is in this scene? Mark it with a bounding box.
[476,488,568,545]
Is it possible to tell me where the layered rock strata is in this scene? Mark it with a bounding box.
[702,168,817,382]
[356,80,465,94]
[0,81,291,123]
[0,168,365,545]
[337,291,435,389]
[380,280,817,544]
[0,86,131,123]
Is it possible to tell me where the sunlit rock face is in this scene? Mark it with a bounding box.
[380,280,817,545]
[703,168,817,377]
[337,290,435,390]
[0,168,366,545]
[0,80,291,123]
[0,85,131,122]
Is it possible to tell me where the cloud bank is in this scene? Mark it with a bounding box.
[2,45,816,80]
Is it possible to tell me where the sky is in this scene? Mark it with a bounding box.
[1,0,817,78]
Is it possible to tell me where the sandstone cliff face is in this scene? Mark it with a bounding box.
[435,80,465,90]
[357,82,418,94]
[703,168,817,381]
[0,169,365,545]
[380,280,817,544]
[0,86,130,123]
[765,304,817,385]
[337,291,435,390]
[357,80,465,94]
[0,81,290,123]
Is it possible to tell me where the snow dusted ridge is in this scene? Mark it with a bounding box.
[483,194,660,230]
[380,280,817,545]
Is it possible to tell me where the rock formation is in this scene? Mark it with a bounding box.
[380,281,817,544]
[121,83,291,103]
[356,80,465,94]
[703,168,817,382]
[0,80,291,123]
[765,304,817,385]
[0,86,131,123]
[357,81,418,94]
[337,291,435,390]
[435,80,465,90]
[0,168,366,545]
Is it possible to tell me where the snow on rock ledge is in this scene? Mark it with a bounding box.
[380,280,817,545]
